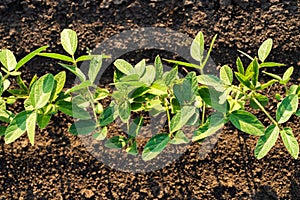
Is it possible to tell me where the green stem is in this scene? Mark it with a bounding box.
[3,74,10,80]
[86,88,98,121]
[201,102,206,125]
[252,96,278,126]
[200,68,204,75]
[284,85,289,94]
[164,98,171,134]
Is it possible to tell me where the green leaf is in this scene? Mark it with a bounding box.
[280,127,299,159]
[29,74,54,109]
[69,119,96,135]
[148,100,165,116]
[105,136,127,149]
[37,114,51,129]
[3,79,10,91]
[50,71,66,101]
[38,53,74,63]
[0,126,6,136]
[126,140,138,156]
[148,80,167,96]
[155,55,163,80]
[258,38,272,62]
[173,72,198,106]
[7,89,27,96]
[0,109,14,123]
[140,65,156,86]
[57,100,91,120]
[118,100,131,122]
[163,66,178,86]
[197,74,225,92]
[128,117,143,137]
[170,130,189,145]
[236,57,244,74]
[0,49,17,71]
[119,74,139,82]
[262,71,282,81]
[259,62,285,68]
[228,110,265,136]
[75,54,110,62]
[98,103,118,126]
[170,106,196,133]
[26,111,37,146]
[142,133,170,161]
[114,59,134,75]
[276,94,298,124]
[193,112,225,142]
[296,110,300,117]
[134,59,146,78]
[198,86,229,113]
[234,72,253,89]
[88,55,102,84]
[191,31,204,62]
[72,95,89,108]
[162,59,199,69]
[281,67,294,84]
[9,71,21,76]
[65,80,92,94]
[250,93,269,109]
[254,125,279,159]
[93,126,107,140]
[129,86,150,99]
[288,85,299,95]
[59,63,86,82]
[16,46,48,70]
[29,74,38,89]
[186,111,200,126]
[220,65,233,85]
[94,88,110,101]
[257,79,278,90]
[4,111,30,144]
[61,29,78,56]
[17,75,29,93]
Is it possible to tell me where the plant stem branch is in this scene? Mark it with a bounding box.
[252,96,278,126]
[201,102,206,125]
[164,98,171,134]
[86,88,98,121]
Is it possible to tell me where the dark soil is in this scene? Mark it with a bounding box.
[1,0,300,199]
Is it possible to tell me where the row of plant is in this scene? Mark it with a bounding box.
[0,29,299,160]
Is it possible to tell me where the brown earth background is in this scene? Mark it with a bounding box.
[0,0,300,199]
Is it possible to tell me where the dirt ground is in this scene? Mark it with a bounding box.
[0,0,300,199]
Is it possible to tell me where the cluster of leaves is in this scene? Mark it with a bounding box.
[0,29,105,145]
[166,33,300,159]
[0,29,299,161]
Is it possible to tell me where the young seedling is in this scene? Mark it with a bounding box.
[0,29,298,161]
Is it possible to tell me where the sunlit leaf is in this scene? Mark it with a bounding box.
[276,94,298,124]
[0,49,17,71]
[258,38,272,62]
[61,29,78,56]
[254,125,279,159]
[26,111,37,146]
[29,74,54,109]
[280,127,299,159]
[228,110,265,136]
